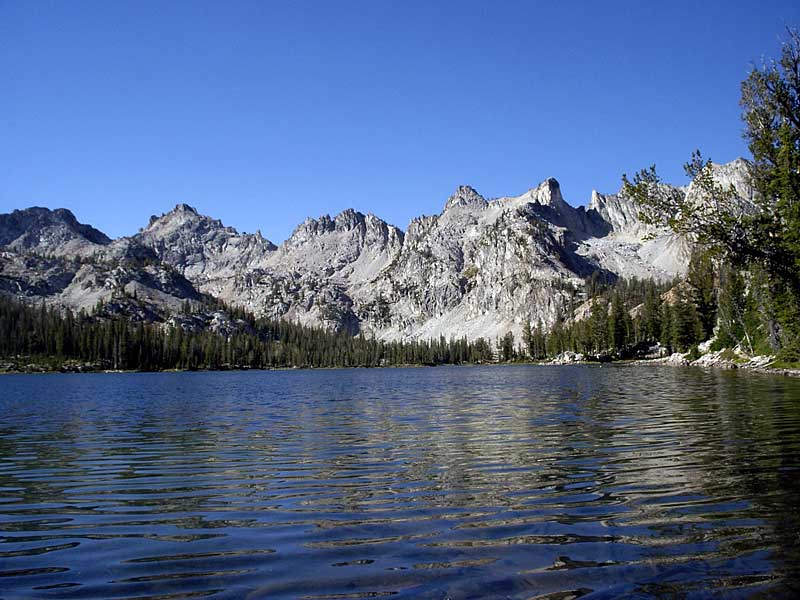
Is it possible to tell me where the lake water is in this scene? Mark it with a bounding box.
[1,365,800,599]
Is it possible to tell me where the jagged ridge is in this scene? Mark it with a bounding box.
[0,160,751,341]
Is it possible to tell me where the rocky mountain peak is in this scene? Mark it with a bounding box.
[0,206,111,255]
[334,208,364,231]
[444,185,487,211]
[287,208,386,242]
[283,209,403,254]
[725,157,750,170]
[143,203,238,239]
[135,205,276,282]
[529,177,565,207]
[586,189,641,237]
[146,203,200,227]
[588,190,603,210]
[498,177,595,237]
[287,214,336,243]
[174,203,199,214]
[707,158,754,202]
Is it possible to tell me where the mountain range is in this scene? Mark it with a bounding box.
[0,159,752,342]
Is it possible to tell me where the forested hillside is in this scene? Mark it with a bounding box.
[0,295,495,372]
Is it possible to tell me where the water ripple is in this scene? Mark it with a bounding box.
[1,365,799,598]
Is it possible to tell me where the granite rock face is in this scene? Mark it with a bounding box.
[137,203,278,282]
[0,250,201,319]
[0,160,753,341]
[0,207,111,256]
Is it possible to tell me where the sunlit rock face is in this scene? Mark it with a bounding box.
[136,203,278,282]
[0,207,201,319]
[579,186,693,281]
[0,160,752,341]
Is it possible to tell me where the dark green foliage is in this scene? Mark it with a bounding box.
[687,250,717,339]
[546,318,567,356]
[0,296,495,371]
[498,331,515,362]
[622,29,800,359]
[659,301,673,353]
[584,271,613,299]
[741,28,800,282]
[713,264,773,355]
[534,275,701,359]
[771,278,800,361]
[640,286,662,343]
[714,263,747,349]
[588,299,609,354]
[522,320,548,360]
[608,292,630,350]
[669,291,704,353]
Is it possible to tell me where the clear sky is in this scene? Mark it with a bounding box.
[2,1,799,242]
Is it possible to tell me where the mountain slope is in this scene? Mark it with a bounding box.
[0,159,752,341]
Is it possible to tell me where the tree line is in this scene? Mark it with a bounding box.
[0,295,496,371]
[513,251,777,362]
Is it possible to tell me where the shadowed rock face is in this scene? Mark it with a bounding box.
[0,207,111,255]
[0,160,751,340]
[0,250,201,319]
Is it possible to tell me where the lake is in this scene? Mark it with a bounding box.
[1,365,799,599]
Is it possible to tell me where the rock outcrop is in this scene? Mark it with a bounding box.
[0,250,201,319]
[137,203,277,282]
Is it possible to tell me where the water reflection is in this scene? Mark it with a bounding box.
[1,365,799,598]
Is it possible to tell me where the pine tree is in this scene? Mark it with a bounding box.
[670,294,704,352]
[608,292,628,351]
[588,300,609,354]
[499,332,515,362]
[641,284,662,343]
[687,249,718,339]
[522,321,533,359]
[624,29,800,359]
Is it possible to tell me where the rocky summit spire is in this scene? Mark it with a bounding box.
[529,177,565,207]
[444,185,487,211]
[173,203,199,215]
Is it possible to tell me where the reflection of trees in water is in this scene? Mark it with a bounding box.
[3,367,800,597]
[696,371,800,591]
[290,367,687,511]
[296,366,800,594]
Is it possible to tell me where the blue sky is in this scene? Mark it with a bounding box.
[2,1,799,242]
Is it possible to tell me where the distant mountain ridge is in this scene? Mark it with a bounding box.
[0,160,751,341]
[0,207,111,255]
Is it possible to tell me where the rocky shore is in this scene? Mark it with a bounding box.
[649,350,800,376]
[550,346,800,377]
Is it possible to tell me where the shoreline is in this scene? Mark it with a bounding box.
[636,359,800,378]
[2,357,800,378]
[0,362,445,375]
